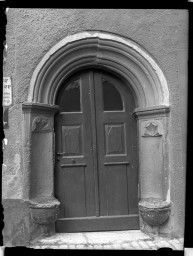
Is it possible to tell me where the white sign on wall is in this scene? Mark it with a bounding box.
[3,77,12,107]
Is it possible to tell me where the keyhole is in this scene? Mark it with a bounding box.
[71,159,75,164]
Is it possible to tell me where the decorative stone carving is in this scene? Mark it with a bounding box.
[142,121,162,137]
[139,198,171,226]
[32,116,52,132]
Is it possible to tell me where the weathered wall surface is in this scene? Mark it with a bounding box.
[3,8,188,243]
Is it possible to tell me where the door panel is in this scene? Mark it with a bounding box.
[106,166,129,215]
[55,69,139,232]
[61,167,86,218]
[105,124,126,155]
[62,125,82,155]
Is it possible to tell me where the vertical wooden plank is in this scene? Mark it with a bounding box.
[93,71,108,216]
[123,81,139,214]
[88,71,100,217]
[127,165,139,214]
[80,71,97,216]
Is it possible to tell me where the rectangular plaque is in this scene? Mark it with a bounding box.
[3,77,12,107]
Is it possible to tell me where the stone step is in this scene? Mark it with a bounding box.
[30,231,184,250]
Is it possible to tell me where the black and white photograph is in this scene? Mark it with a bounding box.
[1,6,191,253]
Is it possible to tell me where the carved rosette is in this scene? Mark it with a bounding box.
[32,116,53,132]
[142,121,162,137]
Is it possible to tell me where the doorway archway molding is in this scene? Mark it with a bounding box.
[22,31,171,237]
[28,31,169,108]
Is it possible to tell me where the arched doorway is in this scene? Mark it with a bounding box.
[54,69,138,232]
[22,31,171,238]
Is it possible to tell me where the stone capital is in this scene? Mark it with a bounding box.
[133,105,170,119]
[22,102,59,116]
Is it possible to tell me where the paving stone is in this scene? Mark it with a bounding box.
[146,240,157,249]
[163,243,175,250]
[93,244,104,249]
[85,244,94,249]
[130,241,142,250]
[76,244,86,249]
[175,244,183,250]
[29,231,185,251]
[179,238,184,243]
[39,245,50,249]
[56,233,87,245]
[84,230,149,244]
[111,244,122,249]
[33,245,41,249]
[155,240,173,249]
[58,244,68,249]
[168,240,183,250]
[121,243,132,249]
[38,238,59,244]
[137,240,149,249]
[115,239,125,244]
[172,239,181,244]
[49,246,61,249]
[103,244,113,249]
[68,244,76,249]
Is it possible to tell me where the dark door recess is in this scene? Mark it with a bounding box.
[55,70,139,232]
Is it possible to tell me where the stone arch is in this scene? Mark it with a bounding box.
[23,31,171,237]
[28,31,169,108]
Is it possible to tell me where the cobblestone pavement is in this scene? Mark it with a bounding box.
[30,230,184,250]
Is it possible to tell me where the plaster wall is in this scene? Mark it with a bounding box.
[3,9,188,243]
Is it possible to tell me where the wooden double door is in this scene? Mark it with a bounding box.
[55,69,139,232]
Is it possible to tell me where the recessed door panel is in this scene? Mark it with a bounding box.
[105,124,126,155]
[55,69,139,232]
[106,165,129,215]
[61,167,87,218]
[62,126,82,155]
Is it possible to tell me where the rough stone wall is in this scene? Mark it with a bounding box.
[3,8,188,241]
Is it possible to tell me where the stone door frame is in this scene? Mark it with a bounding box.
[22,31,171,237]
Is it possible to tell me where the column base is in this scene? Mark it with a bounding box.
[29,196,60,237]
[139,198,172,227]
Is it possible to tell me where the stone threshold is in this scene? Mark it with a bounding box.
[30,230,184,250]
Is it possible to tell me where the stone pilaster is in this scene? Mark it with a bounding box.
[133,105,171,235]
[22,103,60,236]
